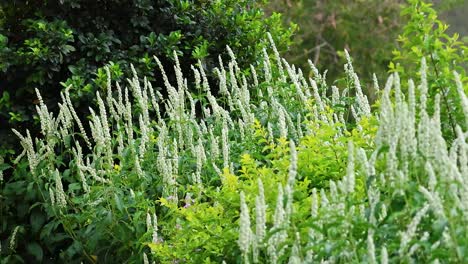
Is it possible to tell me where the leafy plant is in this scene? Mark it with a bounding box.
[391,0,468,141]
[0,0,296,159]
[237,66,468,263]
[2,1,468,263]
[1,35,370,263]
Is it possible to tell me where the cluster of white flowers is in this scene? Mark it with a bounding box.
[9,226,20,251]
[146,212,160,245]
[399,203,430,256]
[239,191,253,264]
[53,169,67,208]
[0,155,3,182]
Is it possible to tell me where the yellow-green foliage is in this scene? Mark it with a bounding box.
[151,112,375,262]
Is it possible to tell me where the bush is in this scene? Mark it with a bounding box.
[2,1,468,263]
[237,67,468,263]
[0,34,373,262]
[0,0,296,155]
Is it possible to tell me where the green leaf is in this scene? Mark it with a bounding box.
[62,44,75,53]
[114,193,123,212]
[68,182,82,192]
[26,242,43,262]
[0,163,11,171]
[30,210,46,233]
[146,242,161,252]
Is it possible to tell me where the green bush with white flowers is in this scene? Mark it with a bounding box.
[1,0,468,263]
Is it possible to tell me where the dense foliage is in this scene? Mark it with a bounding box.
[0,0,295,154]
[1,0,468,263]
[0,33,376,262]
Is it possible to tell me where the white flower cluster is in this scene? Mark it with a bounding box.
[53,169,67,208]
[239,141,301,264]
[146,212,159,244]
[239,191,253,264]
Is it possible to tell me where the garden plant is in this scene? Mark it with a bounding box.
[1,0,468,263]
[0,0,295,155]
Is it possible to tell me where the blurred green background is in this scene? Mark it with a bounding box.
[267,0,467,77]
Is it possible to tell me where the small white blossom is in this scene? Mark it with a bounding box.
[9,226,20,251]
[54,169,67,208]
[255,179,266,242]
[381,246,388,264]
[399,203,429,256]
[239,192,252,264]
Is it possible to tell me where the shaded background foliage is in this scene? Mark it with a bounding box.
[266,0,405,88]
[265,0,468,92]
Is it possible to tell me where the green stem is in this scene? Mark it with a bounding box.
[430,54,456,137]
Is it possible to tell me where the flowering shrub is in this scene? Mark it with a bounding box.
[237,64,468,263]
[1,34,372,262]
[1,1,468,262]
[0,0,296,161]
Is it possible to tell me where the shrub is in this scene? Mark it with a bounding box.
[0,35,372,262]
[2,1,468,263]
[4,41,468,262]
[0,0,296,156]
[237,66,468,263]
